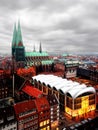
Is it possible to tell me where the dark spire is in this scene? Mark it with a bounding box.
[39,41,42,53]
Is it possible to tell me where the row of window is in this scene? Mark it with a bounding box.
[19,108,37,117]
[40,120,50,127]
[8,127,17,130]
[51,105,59,109]
[26,56,49,60]
[25,125,38,130]
[19,116,38,125]
[40,115,50,121]
[66,69,76,73]
[51,117,59,122]
[24,121,38,129]
[0,91,8,94]
[0,87,8,90]
[0,124,17,130]
[66,100,95,110]
[40,126,50,130]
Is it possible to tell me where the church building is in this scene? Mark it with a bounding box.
[11,22,53,73]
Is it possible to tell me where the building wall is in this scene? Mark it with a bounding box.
[18,113,38,130]
[14,100,39,130]
[65,93,96,117]
[0,70,9,99]
[51,105,59,127]
[65,66,77,78]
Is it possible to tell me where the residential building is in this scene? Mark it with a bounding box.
[21,84,51,129]
[54,58,79,78]
[64,60,79,78]
[14,100,38,130]
[35,97,51,130]
[0,69,9,99]
[0,97,17,130]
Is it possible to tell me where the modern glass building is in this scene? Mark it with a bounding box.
[32,74,96,118]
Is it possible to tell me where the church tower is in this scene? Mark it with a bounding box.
[12,21,25,63]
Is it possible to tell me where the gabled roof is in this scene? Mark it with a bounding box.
[22,85,43,98]
[14,100,36,116]
[35,97,50,112]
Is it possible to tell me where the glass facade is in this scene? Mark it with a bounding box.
[65,93,96,117]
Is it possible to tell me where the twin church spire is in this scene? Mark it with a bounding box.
[12,21,23,48]
[12,21,25,62]
[33,42,42,53]
[12,21,43,58]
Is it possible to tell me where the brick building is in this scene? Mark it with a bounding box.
[14,100,38,130]
[21,85,51,130]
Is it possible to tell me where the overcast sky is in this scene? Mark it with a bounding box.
[0,0,98,55]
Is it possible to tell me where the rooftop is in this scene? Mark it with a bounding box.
[32,74,96,99]
[22,85,43,98]
[35,96,50,112]
[25,51,49,57]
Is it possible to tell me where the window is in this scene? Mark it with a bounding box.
[44,121,46,125]
[47,126,50,130]
[40,122,43,127]
[47,119,49,124]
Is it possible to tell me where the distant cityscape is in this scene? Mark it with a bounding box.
[0,22,98,130]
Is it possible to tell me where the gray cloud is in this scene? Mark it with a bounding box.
[0,0,98,54]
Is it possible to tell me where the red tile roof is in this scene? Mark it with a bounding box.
[35,97,50,112]
[22,85,43,98]
[14,100,36,117]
